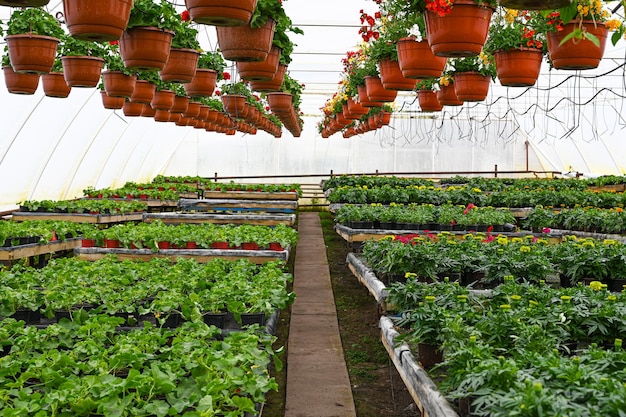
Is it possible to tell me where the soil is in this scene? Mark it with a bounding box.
[264,211,419,417]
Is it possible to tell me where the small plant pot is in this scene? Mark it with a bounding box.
[157,241,171,250]
[104,239,120,248]
[81,238,96,248]
[268,242,284,251]
[241,242,259,251]
[210,241,230,249]
[241,312,266,326]
[202,312,227,328]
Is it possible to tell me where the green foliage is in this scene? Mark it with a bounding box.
[5,7,65,38]
[170,16,200,50]
[447,54,497,80]
[197,50,226,80]
[59,33,108,57]
[415,77,439,91]
[126,0,179,31]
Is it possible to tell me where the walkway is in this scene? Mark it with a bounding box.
[284,212,357,417]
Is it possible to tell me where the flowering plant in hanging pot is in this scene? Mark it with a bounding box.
[4,8,64,74]
[119,0,179,71]
[1,54,40,95]
[42,57,71,98]
[436,74,463,106]
[184,50,227,97]
[159,11,201,83]
[447,53,496,102]
[184,0,258,26]
[483,9,547,87]
[102,41,137,98]
[59,34,107,88]
[62,0,134,42]
[415,78,443,112]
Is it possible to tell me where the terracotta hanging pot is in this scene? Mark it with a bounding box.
[170,95,190,114]
[379,59,417,91]
[61,56,105,87]
[130,80,156,103]
[42,72,71,98]
[102,71,137,98]
[364,75,398,102]
[237,45,281,81]
[119,26,175,71]
[153,109,171,122]
[425,0,494,57]
[151,89,175,110]
[101,91,125,109]
[342,103,360,120]
[184,0,257,26]
[159,48,200,83]
[357,84,384,107]
[184,68,218,97]
[396,37,447,79]
[347,98,369,116]
[221,94,249,118]
[436,83,463,106]
[453,71,491,101]
[417,90,443,112]
[122,100,143,116]
[5,34,60,74]
[547,21,607,70]
[216,19,275,62]
[140,103,156,117]
[498,0,571,10]
[249,63,287,92]
[0,0,49,5]
[267,92,293,113]
[62,0,133,41]
[184,101,202,118]
[494,48,543,87]
[3,66,40,94]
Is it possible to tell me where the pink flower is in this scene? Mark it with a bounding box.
[542,227,551,234]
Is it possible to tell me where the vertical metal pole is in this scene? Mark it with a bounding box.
[494,164,498,178]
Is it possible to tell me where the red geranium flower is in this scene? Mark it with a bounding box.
[223,71,231,80]
[181,10,191,22]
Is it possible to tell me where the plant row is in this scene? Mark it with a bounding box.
[328,185,626,208]
[85,221,298,251]
[0,316,280,417]
[523,206,626,235]
[83,184,199,201]
[387,279,626,416]
[0,256,294,326]
[0,220,97,247]
[335,203,516,230]
[361,233,626,287]
[18,199,147,215]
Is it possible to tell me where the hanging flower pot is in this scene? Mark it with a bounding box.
[61,56,105,87]
[436,83,463,106]
[249,63,287,92]
[153,109,171,122]
[130,80,156,103]
[494,48,543,87]
[184,68,218,97]
[184,0,258,26]
[498,0,571,10]
[140,103,157,117]
[0,0,49,5]
[357,84,384,108]
[170,95,190,114]
[5,34,60,74]
[221,94,249,118]
[184,101,202,118]
[3,66,40,95]
[237,45,281,81]
[347,98,369,116]
[216,19,275,62]
[396,37,447,79]
[453,71,491,101]
[379,59,417,91]
[122,100,143,116]
[42,72,71,98]
[151,89,175,110]
[547,20,607,70]
[159,48,200,83]
[267,92,293,113]
[417,90,444,112]
[102,71,137,98]
[342,103,360,120]
[364,75,398,102]
[101,91,125,109]
[62,0,133,41]
[425,0,495,57]
[119,27,175,71]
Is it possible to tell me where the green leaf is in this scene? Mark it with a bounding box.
[144,400,170,417]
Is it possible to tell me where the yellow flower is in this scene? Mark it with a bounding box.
[405,272,417,279]
[500,304,512,310]
[560,295,571,303]
[588,281,603,291]
[424,295,436,303]
[497,237,509,245]
[511,237,523,243]
[511,295,522,301]
[520,245,531,253]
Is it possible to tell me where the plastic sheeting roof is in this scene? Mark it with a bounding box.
[1,1,625,212]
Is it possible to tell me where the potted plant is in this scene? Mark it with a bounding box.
[4,8,64,74]
[0,0,49,7]
[62,0,134,42]
[447,53,496,102]
[102,41,137,98]
[159,11,201,83]
[184,50,227,97]
[58,34,108,88]
[415,78,443,112]
[220,81,253,118]
[483,9,547,87]
[2,52,40,95]
[41,57,71,98]
[130,70,160,104]
[436,74,463,106]
[119,0,179,71]
[184,0,258,26]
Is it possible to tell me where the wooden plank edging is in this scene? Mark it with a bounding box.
[346,253,388,305]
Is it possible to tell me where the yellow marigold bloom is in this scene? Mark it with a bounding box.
[424,295,436,303]
[500,304,512,310]
[520,245,531,253]
[589,281,603,290]
[511,294,522,301]
[512,237,523,243]
[497,237,509,245]
[472,188,482,193]
[529,300,539,306]
[560,295,571,303]
[582,241,595,248]
[603,239,617,245]
[608,294,617,302]
[405,272,418,278]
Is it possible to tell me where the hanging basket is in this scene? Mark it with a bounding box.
[425,0,494,57]
[159,48,200,83]
[119,26,175,71]
[267,92,293,113]
[418,90,443,112]
[183,102,202,118]
[5,34,60,74]
[62,0,133,41]
[140,103,156,117]
[151,89,175,110]
[170,95,190,114]
[42,72,71,98]
[102,71,137,98]
[101,91,125,109]
[184,0,258,26]
[3,66,40,94]
[378,59,418,91]
[494,48,543,87]
[547,20,607,70]
[364,75,398,102]
[498,0,571,10]
[216,19,275,62]
[436,83,463,106]
[0,0,49,7]
[453,71,491,102]
[221,94,249,118]
[130,80,156,104]
[61,56,105,88]
[184,68,218,97]
[237,45,281,81]
[357,84,384,107]
[122,100,143,116]
[396,37,447,79]
[249,63,287,92]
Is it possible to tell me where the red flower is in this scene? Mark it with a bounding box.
[181,10,191,22]
[463,203,476,215]
[109,40,119,45]
[215,90,221,96]
[222,71,231,80]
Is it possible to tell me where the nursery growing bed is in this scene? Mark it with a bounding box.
[12,211,144,224]
[73,247,290,264]
[0,238,81,262]
[179,198,298,214]
[144,212,297,226]
[202,190,299,201]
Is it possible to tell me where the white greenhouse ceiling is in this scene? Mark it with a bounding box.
[1,0,626,211]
